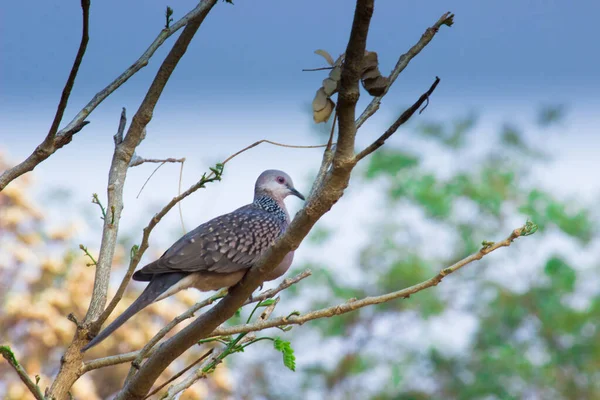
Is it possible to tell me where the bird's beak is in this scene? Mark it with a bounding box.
[289,187,305,200]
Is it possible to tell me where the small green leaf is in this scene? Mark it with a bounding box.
[273,337,296,371]
[258,299,277,307]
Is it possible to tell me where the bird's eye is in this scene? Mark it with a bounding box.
[276,176,285,184]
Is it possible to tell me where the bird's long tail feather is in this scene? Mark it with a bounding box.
[81,272,187,352]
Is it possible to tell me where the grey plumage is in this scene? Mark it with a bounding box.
[82,170,303,352]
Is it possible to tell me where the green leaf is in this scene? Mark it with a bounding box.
[273,337,296,371]
[258,299,277,307]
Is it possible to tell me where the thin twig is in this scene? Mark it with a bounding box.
[355,76,440,161]
[302,66,335,72]
[356,12,454,129]
[208,222,536,338]
[143,349,214,399]
[136,162,166,198]
[178,159,186,234]
[1,346,45,400]
[220,140,328,167]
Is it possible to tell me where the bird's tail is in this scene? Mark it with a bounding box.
[81,272,187,352]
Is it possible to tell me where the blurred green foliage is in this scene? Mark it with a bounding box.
[242,106,598,399]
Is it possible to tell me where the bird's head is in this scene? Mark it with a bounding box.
[255,169,305,202]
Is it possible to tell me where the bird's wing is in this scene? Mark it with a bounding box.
[133,205,284,280]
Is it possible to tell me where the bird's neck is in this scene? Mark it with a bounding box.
[253,195,289,224]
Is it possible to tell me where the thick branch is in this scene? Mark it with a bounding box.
[0,0,90,191]
[83,270,311,373]
[0,346,44,400]
[209,224,532,337]
[116,3,375,399]
[356,12,454,129]
[355,76,440,161]
[334,0,374,165]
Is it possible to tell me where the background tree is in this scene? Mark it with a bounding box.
[229,107,598,399]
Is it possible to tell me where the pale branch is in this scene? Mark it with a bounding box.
[209,222,536,338]
[49,5,220,397]
[355,76,441,161]
[163,299,280,400]
[130,157,186,168]
[0,0,90,191]
[113,108,127,145]
[0,346,45,400]
[82,348,158,373]
[87,0,219,330]
[83,270,310,374]
[116,3,376,398]
[356,11,454,129]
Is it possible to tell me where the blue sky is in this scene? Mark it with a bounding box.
[1,0,599,249]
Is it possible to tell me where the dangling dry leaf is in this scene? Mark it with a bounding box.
[313,98,335,123]
[360,51,389,96]
[329,65,342,80]
[312,87,330,112]
[322,78,338,96]
[314,49,335,66]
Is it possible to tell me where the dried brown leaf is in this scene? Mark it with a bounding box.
[322,78,338,96]
[312,87,329,112]
[314,49,335,66]
[313,98,335,123]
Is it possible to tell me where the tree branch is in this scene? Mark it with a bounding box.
[0,346,44,400]
[355,76,441,161]
[116,2,376,399]
[0,0,90,191]
[334,0,374,166]
[356,11,454,129]
[162,299,280,399]
[208,222,537,337]
[82,270,310,373]
[0,0,223,192]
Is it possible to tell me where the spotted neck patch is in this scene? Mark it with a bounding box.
[253,195,288,223]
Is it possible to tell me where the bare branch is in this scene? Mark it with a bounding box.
[356,12,454,129]
[209,223,534,338]
[116,2,376,398]
[355,76,441,161]
[0,0,90,191]
[1,346,44,400]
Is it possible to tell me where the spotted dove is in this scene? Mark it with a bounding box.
[82,170,304,351]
